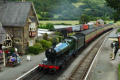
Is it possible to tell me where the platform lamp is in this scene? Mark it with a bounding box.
[2,46,6,67]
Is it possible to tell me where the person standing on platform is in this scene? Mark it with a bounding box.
[112,41,119,60]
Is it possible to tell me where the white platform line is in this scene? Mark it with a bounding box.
[16,65,39,80]
[84,35,108,80]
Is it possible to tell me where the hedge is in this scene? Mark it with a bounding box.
[117,28,120,33]
[39,39,52,49]
[38,23,54,31]
[27,43,43,55]
[27,39,52,55]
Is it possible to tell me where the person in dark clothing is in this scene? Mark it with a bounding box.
[112,41,119,60]
[114,41,119,57]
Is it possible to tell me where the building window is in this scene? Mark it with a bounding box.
[3,34,12,48]
[29,23,36,37]
[29,23,36,31]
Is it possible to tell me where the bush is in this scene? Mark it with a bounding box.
[38,23,54,31]
[27,43,43,55]
[46,23,54,31]
[55,31,61,36]
[117,28,120,33]
[43,33,48,40]
[40,40,52,49]
[58,36,64,42]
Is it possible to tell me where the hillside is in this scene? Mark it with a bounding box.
[7,0,114,20]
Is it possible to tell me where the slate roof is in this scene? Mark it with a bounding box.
[0,22,6,44]
[0,2,38,27]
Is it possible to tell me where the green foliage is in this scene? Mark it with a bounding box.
[117,28,120,33]
[43,33,48,40]
[105,0,120,22]
[113,12,120,23]
[79,14,90,24]
[8,0,114,20]
[27,39,53,55]
[54,23,71,25]
[27,43,43,55]
[57,36,64,42]
[118,64,120,80]
[68,32,75,36]
[38,23,54,30]
[105,0,120,10]
[39,40,52,49]
[55,31,62,36]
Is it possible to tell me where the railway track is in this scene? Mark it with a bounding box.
[17,31,111,80]
[68,32,109,80]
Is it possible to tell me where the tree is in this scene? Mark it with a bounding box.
[105,0,120,22]
[79,14,90,24]
[5,0,114,20]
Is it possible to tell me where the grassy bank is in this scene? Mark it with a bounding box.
[39,20,79,25]
[118,64,120,80]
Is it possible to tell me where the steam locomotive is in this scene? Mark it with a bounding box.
[39,24,113,73]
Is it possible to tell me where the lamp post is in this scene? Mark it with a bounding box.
[2,46,6,67]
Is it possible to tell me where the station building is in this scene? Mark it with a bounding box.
[0,1,39,53]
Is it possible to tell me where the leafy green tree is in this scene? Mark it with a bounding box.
[79,14,90,24]
[105,0,120,22]
[5,0,114,20]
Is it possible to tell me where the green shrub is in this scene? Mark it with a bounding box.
[48,38,53,42]
[38,23,54,31]
[27,43,43,55]
[40,40,52,49]
[43,33,48,40]
[58,36,64,42]
[46,23,54,31]
[55,31,62,36]
[117,28,120,33]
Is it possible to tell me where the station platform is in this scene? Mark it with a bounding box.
[0,52,45,80]
[85,29,120,80]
